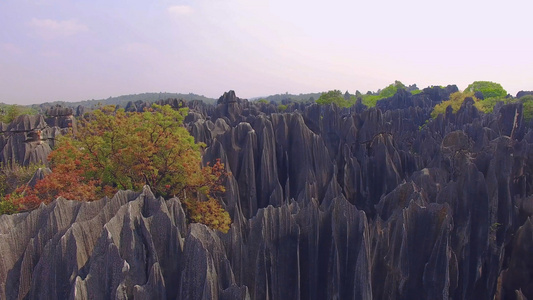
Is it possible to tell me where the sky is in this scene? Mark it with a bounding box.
[1,0,532,105]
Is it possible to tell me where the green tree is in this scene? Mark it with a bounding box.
[465,81,507,99]
[316,90,352,108]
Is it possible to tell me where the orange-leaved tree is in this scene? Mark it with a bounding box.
[8,104,231,232]
[7,138,106,211]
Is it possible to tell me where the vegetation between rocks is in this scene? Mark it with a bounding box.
[0,104,231,233]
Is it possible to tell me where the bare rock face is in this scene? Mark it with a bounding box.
[46,105,73,117]
[499,218,533,298]
[215,90,248,125]
[190,90,533,299]
[0,115,52,167]
[27,167,52,187]
[3,89,533,299]
[0,111,75,167]
[45,105,77,133]
[516,91,533,98]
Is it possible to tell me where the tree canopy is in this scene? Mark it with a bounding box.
[316,90,352,107]
[465,81,507,99]
[431,81,510,118]
[3,104,231,232]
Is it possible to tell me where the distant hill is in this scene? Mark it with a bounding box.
[30,92,217,111]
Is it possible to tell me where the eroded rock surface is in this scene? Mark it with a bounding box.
[0,107,75,167]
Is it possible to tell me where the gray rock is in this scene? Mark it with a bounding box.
[3,89,533,299]
[0,113,73,167]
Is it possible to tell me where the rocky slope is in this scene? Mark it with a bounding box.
[2,89,533,299]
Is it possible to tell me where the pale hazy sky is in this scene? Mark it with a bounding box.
[1,0,532,105]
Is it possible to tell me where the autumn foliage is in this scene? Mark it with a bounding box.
[183,159,231,232]
[3,104,231,232]
[8,139,107,211]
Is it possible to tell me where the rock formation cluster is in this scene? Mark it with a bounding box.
[0,106,75,167]
[2,88,533,299]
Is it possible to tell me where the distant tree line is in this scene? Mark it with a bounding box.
[30,92,217,112]
[257,92,322,104]
[0,104,38,123]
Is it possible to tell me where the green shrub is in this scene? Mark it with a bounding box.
[0,163,44,196]
[278,104,288,111]
[0,197,19,215]
[519,95,533,121]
